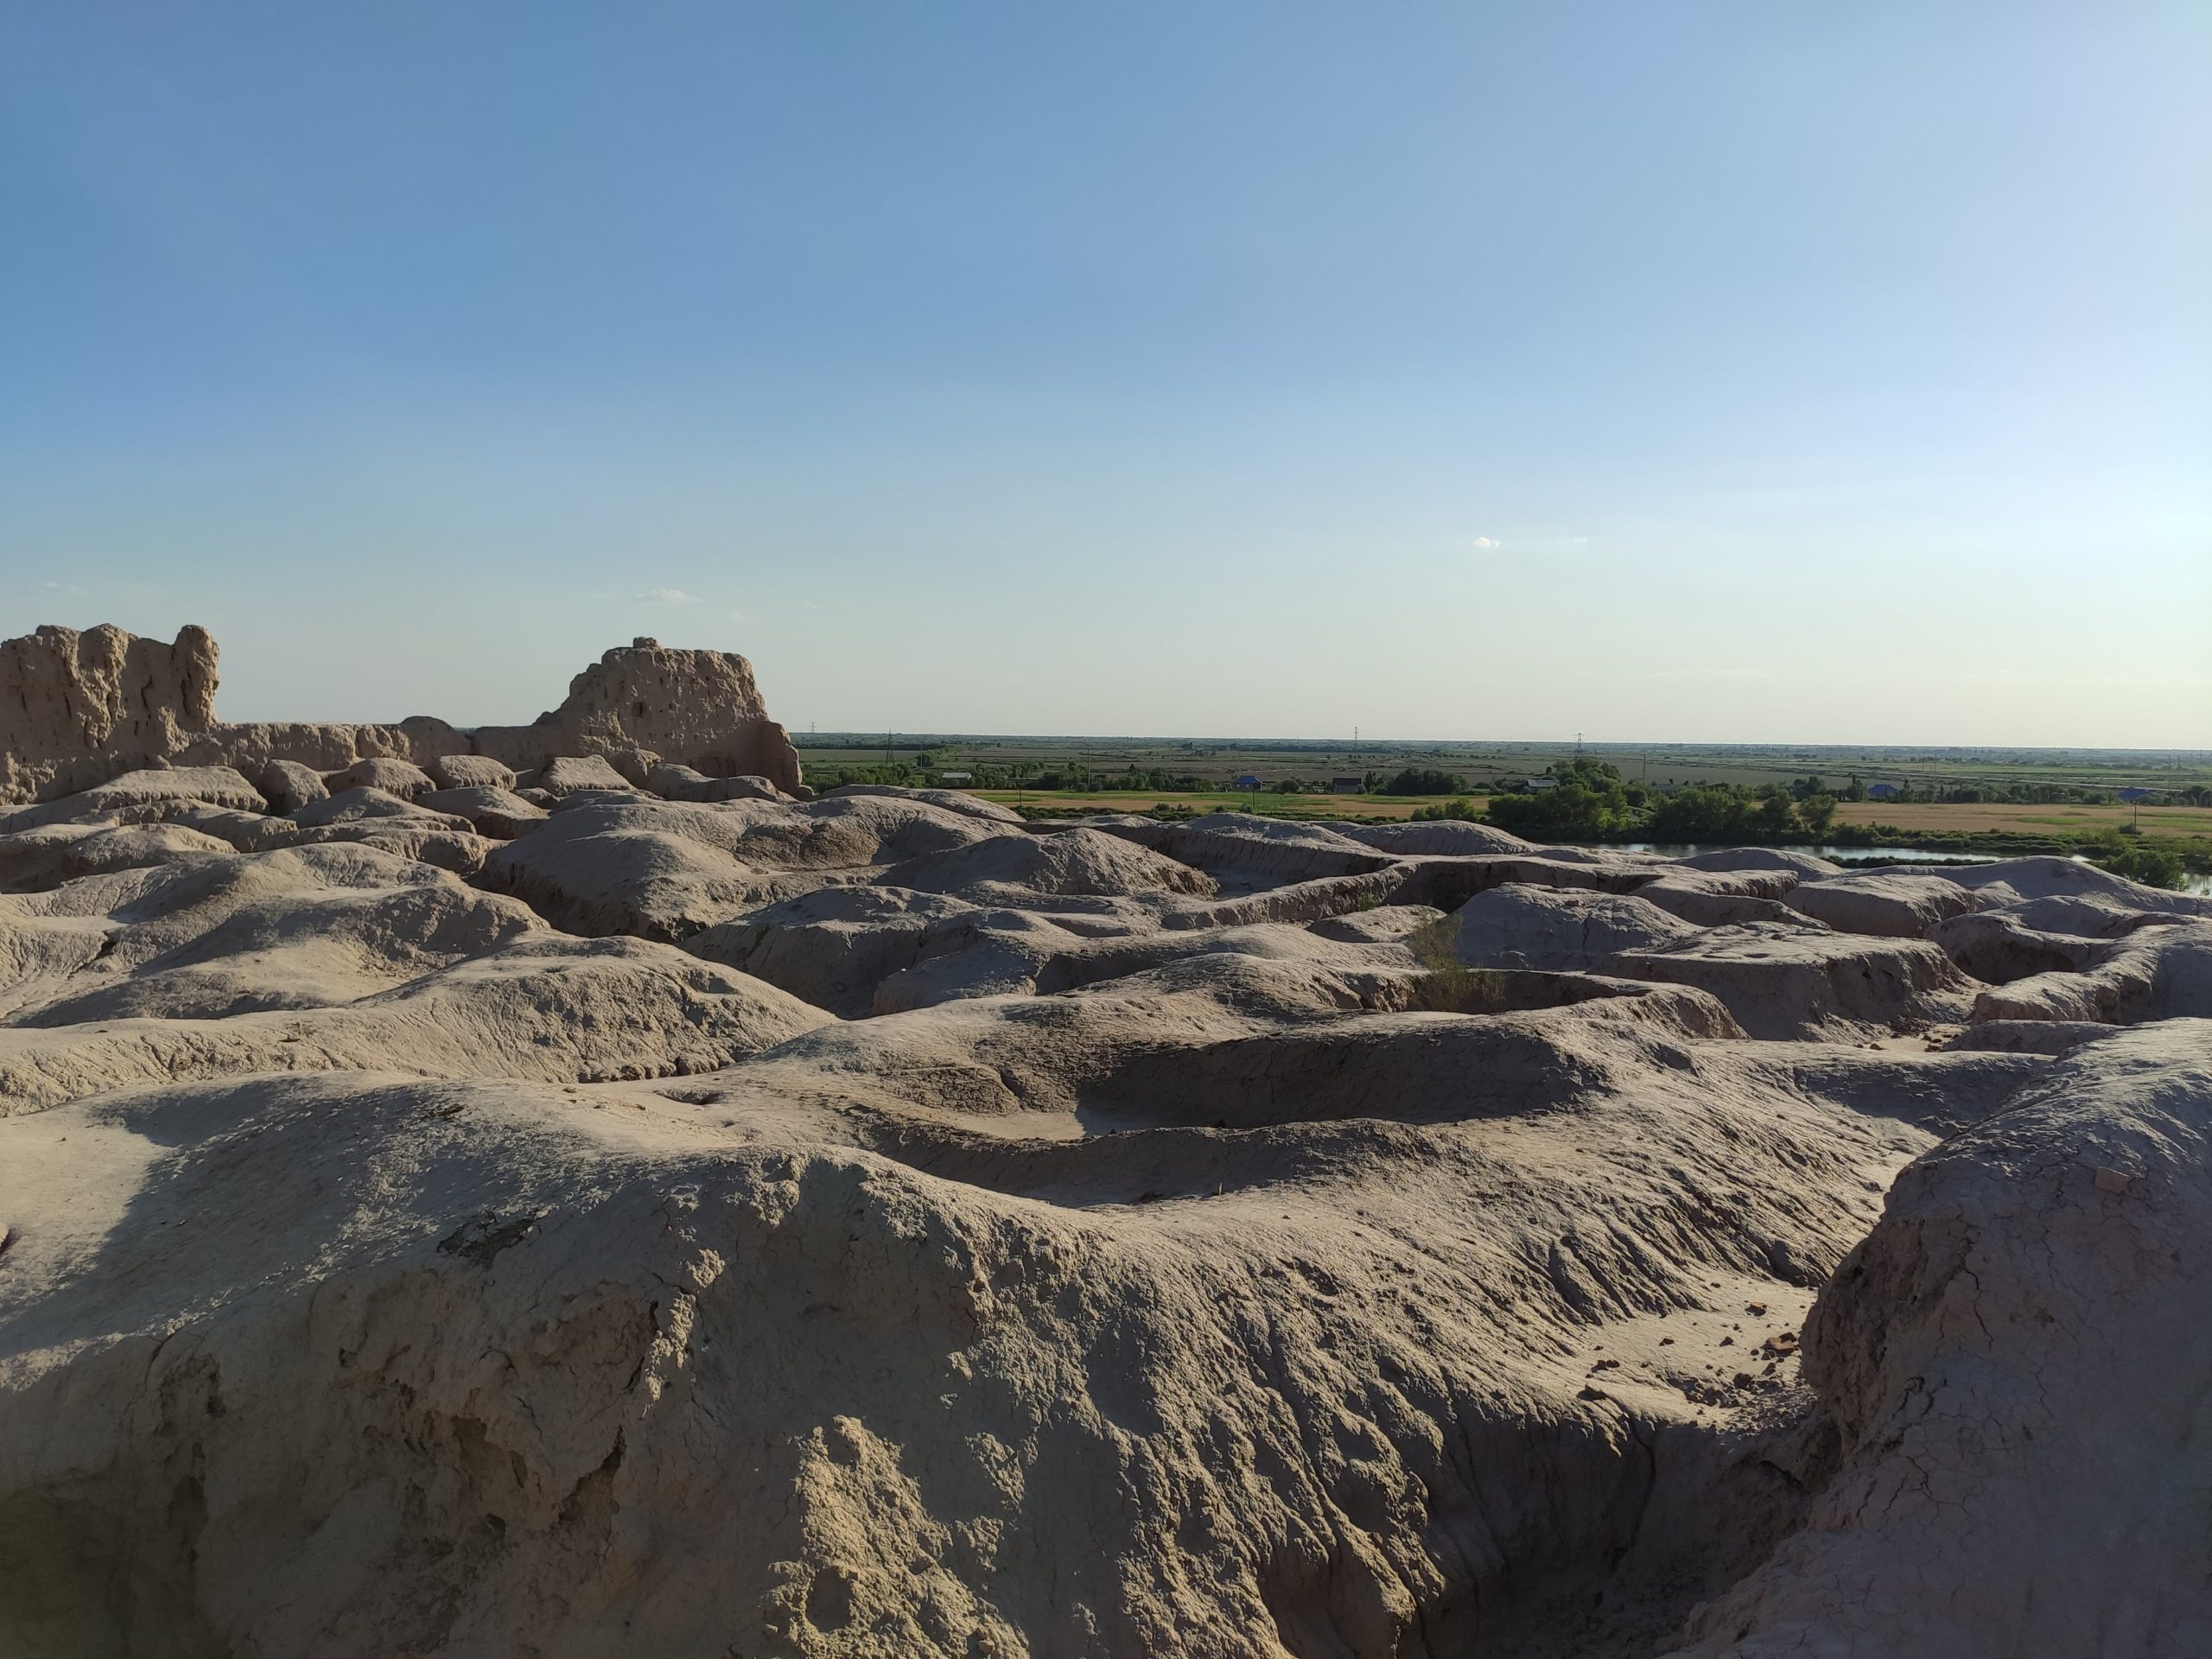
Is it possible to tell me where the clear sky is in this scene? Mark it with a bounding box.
[3,3,2206,746]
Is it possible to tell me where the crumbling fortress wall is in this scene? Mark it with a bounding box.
[0,625,801,803]
[0,623,223,802]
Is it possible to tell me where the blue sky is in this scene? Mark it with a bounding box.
[3,3,2206,745]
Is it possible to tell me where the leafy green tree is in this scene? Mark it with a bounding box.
[2094,839,2186,890]
[1645,781,1835,843]
[1410,797,1481,822]
[1380,766,1469,796]
[1484,761,1638,840]
[1645,786,1752,841]
[1754,788,1797,837]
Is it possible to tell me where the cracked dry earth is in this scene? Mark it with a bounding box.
[2,775,2208,1658]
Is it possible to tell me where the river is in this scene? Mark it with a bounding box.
[1621,844,2212,896]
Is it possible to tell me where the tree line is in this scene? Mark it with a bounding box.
[1477,759,1841,842]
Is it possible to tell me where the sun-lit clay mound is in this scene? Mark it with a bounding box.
[1780,870,1988,938]
[1910,854,2212,916]
[1668,1021,2212,1657]
[429,753,518,792]
[419,785,549,840]
[531,753,638,798]
[1624,869,1808,928]
[328,756,439,799]
[3,642,2209,1658]
[826,782,1027,823]
[874,825,1219,903]
[1452,883,1704,970]
[1092,811,1396,889]
[1676,848,1846,880]
[1340,819,1538,856]
[477,793,1007,942]
[1611,925,1976,1042]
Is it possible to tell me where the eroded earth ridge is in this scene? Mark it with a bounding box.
[2,628,2207,1658]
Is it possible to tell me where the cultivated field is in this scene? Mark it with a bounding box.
[973,788,1459,820]
[971,792,2212,845]
[802,734,2212,799]
[1834,801,2212,842]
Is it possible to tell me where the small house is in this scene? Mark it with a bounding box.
[1232,774,1262,791]
[1866,782,1901,800]
[1527,778,1558,792]
[2117,787,2155,804]
[939,771,973,785]
[1332,777,1363,794]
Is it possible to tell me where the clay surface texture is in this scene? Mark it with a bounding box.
[3,630,2209,1658]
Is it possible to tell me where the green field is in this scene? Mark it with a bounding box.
[798,733,2212,799]
[973,788,1453,821]
[798,733,2212,874]
[1829,800,2212,845]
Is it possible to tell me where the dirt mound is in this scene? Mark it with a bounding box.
[1630,871,1808,928]
[1783,871,1983,938]
[1342,819,1537,856]
[1613,925,1975,1040]
[2,761,2206,1658]
[1677,848,1845,879]
[327,755,437,799]
[0,995,2035,1657]
[419,785,548,839]
[429,753,518,791]
[876,826,1217,901]
[531,754,637,798]
[1671,1022,2212,1656]
[1902,855,2212,916]
[3,766,270,829]
[1094,812,1392,889]
[1454,884,1702,970]
[826,783,1025,823]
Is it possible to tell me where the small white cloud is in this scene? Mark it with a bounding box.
[635,588,702,605]
[728,608,758,626]
[41,580,90,599]
[1471,537,1500,550]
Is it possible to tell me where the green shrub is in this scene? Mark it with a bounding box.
[1401,916,1507,1011]
[1484,760,1638,840]
[1380,767,1469,796]
[1410,797,1481,822]
[2094,840,2187,890]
